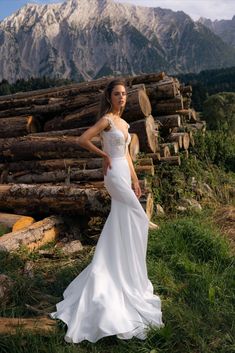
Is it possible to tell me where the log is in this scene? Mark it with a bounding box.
[183,97,192,109]
[158,142,179,155]
[154,114,181,128]
[126,72,165,86]
[43,86,151,131]
[0,316,56,334]
[0,115,41,137]
[172,127,195,147]
[30,126,88,137]
[4,167,104,184]
[159,156,181,165]
[43,103,98,131]
[180,85,192,94]
[146,78,180,99]
[167,133,183,148]
[129,115,158,153]
[145,152,161,164]
[0,212,35,229]
[139,192,154,220]
[0,215,64,252]
[135,165,154,177]
[129,133,140,162]
[136,158,153,167]
[74,177,152,195]
[159,144,171,157]
[152,96,184,115]
[176,109,197,123]
[0,184,111,216]
[0,135,101,162]
[185,121,206,132]
[0,158,104,174]
[138,87,152,117]
[168,132,189,150]
[12,216,36,232]
[0,72,165,104]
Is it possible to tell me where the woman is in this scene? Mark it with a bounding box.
[50,79,164,343]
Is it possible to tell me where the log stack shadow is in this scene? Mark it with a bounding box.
[0,72,206,249]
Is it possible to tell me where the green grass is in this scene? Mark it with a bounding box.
[0,211,234,353]
[0,223,11,236]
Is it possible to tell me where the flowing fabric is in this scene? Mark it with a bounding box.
[50,115,164,343]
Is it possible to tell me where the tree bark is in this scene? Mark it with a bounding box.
[159,142,179,155]
[0,115,41,137]
[167,133,183,148]
[0,72,165,107]
[43,86,150,131]
[0,184,111,216]
[0,158,103,174]
[139,192,154,220]
[0,212,35,229]
[168,132,189,150]
[146,78,180,99]
[0,316,56,334]
[145,152,161,164]
[0,135,101,162]
[152,96,184,115]
[4,168,104,184]
[154,114,181,128]
[176,109,197,123]
[129,115,158,153]
[0,215,64,252]
[159,144,171,157]
[159,156,181,165]
[129,133,140,161]
[135,165,154,176]
[30,126,88,137]
[180,85,192,94]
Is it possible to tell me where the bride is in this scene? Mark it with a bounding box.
[50,79,164,343]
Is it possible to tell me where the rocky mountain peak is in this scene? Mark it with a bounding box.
[0,0,235,83]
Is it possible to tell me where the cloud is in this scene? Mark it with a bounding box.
[116,0,235,20]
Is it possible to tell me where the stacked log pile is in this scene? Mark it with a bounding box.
[0,72,206,248]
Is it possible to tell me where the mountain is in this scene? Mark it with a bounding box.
[198,16,235,48]
[0,0,235,83]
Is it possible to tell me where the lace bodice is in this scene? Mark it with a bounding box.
[100,115,131,158]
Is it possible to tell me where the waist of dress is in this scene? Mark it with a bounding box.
[110,156,127,161]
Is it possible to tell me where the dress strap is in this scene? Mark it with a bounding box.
[103,115,115,129]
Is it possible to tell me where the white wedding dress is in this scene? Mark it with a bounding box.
[50,115,164,343]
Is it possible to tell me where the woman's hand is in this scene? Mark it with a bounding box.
[133,180,142,199]
[102,155,112,175]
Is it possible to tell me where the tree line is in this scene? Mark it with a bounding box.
[0,76,73,96]
[177,66,235,111]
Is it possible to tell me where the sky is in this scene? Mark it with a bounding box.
[0,0,234,21]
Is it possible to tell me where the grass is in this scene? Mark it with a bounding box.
[0,209,234,353]
[0,223,11,237]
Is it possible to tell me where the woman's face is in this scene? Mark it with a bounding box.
[110,85,127,112]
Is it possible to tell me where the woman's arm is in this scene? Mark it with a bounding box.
[125,148,142,198]
[77,117,112,175]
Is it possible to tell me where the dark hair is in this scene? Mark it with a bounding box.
[97,78,127,120]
